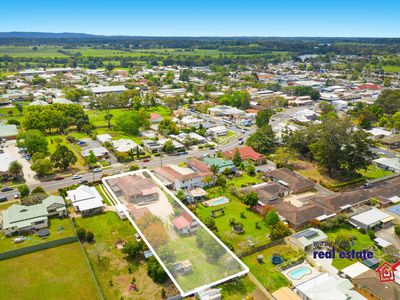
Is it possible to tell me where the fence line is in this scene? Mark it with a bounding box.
[237,238,285,258]
[0,236,78,260]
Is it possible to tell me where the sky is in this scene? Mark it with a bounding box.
[2,0,400,37]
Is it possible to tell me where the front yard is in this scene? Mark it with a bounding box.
[0,242,100,300]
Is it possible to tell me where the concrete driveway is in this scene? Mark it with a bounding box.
[376,226,400,250]
[3,141,39,185]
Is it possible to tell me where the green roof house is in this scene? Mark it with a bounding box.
[203,157,236,173]
[2,195,66,236]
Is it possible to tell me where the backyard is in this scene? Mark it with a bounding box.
[242,244,304,293]
[0,217,75,253]
[325,225,383,270]
[74,212,178,299]
[0,242,100,300]
[196,187,270,255]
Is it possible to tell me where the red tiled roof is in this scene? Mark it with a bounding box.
[172,212,193,230]
[357,84,381,90]
[150,113,162,120]
[223,146,265,162]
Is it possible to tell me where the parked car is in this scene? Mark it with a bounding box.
[1,186,13,192]
[25,155,31,161]
[72,174,82,180]
[14,193,20,199]
[238,137,243,141]
[92,168,101,173]
[79,179,89,184]
[238,141,244,145]
[13,236,26,243]
[142,159,150,162]
[0,197,7,203]
[54,176,64,181]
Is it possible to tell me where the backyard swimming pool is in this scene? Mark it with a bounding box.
[287,266,312,280]
[203,196,230,207]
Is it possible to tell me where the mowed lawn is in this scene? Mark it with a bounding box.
[86,105,172,127]
[0,242,100,300]
[196,188,270,254]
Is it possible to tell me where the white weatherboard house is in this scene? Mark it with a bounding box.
[372,157,400,173]
[112,139,142,153]
[349,208,394,230]
[1,196,67,236]
[66,185,104,216]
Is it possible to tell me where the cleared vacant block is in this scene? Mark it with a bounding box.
[0,242,100,300]
[103,170,249,297]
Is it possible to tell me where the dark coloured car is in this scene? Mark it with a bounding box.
[79,179,89,184]
[1,187,13,192]
[54,176,64,181]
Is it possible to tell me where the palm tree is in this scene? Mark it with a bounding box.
[209,164,219,178]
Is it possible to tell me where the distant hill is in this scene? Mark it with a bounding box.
[0,32,100,39]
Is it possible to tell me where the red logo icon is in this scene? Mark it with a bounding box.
[376,261,400,283]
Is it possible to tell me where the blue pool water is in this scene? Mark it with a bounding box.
[205,197,230,206]
[288,266,312,280]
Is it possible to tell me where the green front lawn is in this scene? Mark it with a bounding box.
[0,218,75,253]
[0,242,100,300]
[242,244,304,292]
[357,165,393,180]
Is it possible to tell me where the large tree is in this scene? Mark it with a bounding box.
[51,145,77,170]
[255,109,273,128]
[246,125,276,154]
[31,158,53,176]
[158,119,179,135]
[19,129,48,154]
[286,116,373,177]
[8,161,23,180]
[375,89,400,114]
[96,94,115,129]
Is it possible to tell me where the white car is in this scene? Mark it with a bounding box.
[134,233,141,242]
[13,236,26,243]
[72,174,82,180]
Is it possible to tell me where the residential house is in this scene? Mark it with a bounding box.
[349,208,394,230]
[352,269,400,300]
[203,157,236,173]
[243,182,288,206]
[180,115,203,128]
[295,273,366,300]
[223,146,265,165]
[90,85,127,95]
[0,153,17,175]
[153,165,204,190]
[372,157,400,173]
[187,188,208,204]
[206,126,228,137]
[96,134,112,144]
[143,140,163,153]
[66,185,104,216]
[107,175,159,205]
[111,139,142,154]
[285,228,327,251]
[208,105,245,120]
[265,168,315,194]
[187,158,213,178]
[150,113,163,123]
[2,195,67,236]
[82,147,109,159]
[381,134,400,149]
[0,124,18,140]
[172,211,199,235]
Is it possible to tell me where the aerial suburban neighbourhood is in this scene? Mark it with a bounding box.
[2,2,400,300]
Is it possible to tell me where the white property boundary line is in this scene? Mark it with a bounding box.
[102,170,249,297]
